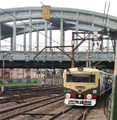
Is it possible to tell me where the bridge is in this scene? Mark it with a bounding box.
[0,7,116,69]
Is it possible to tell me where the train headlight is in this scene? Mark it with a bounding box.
[87,94,92,99]
[78,95,81,98]
[66,93,71,99]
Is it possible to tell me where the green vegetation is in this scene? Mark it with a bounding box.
[45,69,63,79]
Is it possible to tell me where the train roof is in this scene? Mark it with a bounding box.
[64,67,99,73]
[64,67,113,75]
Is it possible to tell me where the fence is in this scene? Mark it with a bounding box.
[0,78,63,85]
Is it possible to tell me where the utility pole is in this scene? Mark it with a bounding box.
[37,69,39,84]
[86,50,88,67]
[71,32,75,68]
[1,52,13,92]
[71,40,75,68]
[88,51,91,68]
[2,53,5,86]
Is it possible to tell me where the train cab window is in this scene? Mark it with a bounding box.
[67,74,95,83]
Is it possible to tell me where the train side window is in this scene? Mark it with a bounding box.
[67,74,73,82]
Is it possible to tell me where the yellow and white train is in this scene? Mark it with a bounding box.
[62,67,113,106]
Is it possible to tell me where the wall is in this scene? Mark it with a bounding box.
[0,68,45,79]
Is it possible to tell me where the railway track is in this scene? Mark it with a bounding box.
[0,94,64,120]
[0,85,61,95]
[21,105,91,120]
[0,85,62,103]
[0,85,109,120]
[48,106,91,120]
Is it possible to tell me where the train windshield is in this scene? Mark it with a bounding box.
[67,74,95,83]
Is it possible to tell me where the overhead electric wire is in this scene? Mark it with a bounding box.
[0,7,72,66]
[104,2,110,28]
[0,7,63,50]
[101,1,110,29]
[0,3,88,52]
[0,5,111,68]
[102,2,107,29]
[40,1,112,69]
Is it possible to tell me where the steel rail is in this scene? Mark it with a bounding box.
[0,95,64,120]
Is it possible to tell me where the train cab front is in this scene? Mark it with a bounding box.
[64,93,97,106]
[62,67,99,106]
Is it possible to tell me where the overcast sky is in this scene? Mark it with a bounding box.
[1,0,117,17]
[0,0,116,51]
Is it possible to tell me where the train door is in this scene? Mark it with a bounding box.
[100,73,106,94]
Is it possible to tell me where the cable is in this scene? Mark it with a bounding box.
[0,6,110,69]
[0,5,91,52]
[0,7,64,50]
[102,2,107,29]
[104,2,110,28]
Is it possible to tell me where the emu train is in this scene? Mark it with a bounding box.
[62,67,113,106]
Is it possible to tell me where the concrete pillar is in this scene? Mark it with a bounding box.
[45,20,47,51]
[50,22,52,48]
[29,17,32,51]
[23,32,26,51]
[63,30,65,46]
[76,12,79,52]
[60,19,63,50]
[36,30,39,51]
[50,28,52,47]
[107,28,110,52]
[86,50,88,67]
[11,37,13,51]
[91,32,94,52]
[107,36,109,52]
[92,15,94,52]
[13,11,16,51]
[88,34,92,68]
[88,34,91,51]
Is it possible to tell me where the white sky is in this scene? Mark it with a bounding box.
[0,0,116,51]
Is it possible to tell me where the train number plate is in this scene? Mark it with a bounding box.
[76,100,83,104]
[76,100,91,105]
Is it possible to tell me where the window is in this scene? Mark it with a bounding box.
[67,74,95,83]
